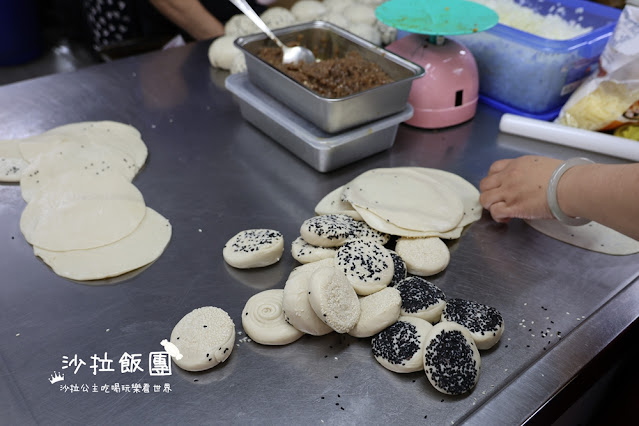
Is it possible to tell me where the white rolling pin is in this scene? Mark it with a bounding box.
[499,113,639,162]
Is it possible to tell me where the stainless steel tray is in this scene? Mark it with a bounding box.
[234,21,424,133]
[225,72,413,172]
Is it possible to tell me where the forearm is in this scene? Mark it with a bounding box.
[558,163,639,240]
[150,0,225,40]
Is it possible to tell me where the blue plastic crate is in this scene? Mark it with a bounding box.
[451,0,621,117]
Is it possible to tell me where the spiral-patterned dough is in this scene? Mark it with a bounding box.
[242,289,304,345]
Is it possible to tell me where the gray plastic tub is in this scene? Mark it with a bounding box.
[234,21,423,134]
[226,73,413,173]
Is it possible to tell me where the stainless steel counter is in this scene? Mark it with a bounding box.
[1,41,637,425]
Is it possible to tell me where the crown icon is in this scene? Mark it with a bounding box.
[48,371,64,384]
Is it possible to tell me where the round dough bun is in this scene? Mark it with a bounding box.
[394,237,450,276]
[308,265,360,333]
[260,7,297,30]
[291,236,336,264]
[282,259,334,336]
[290,0,327,22]
[20,170,146,251]
[170,306,236,372]
[335,239,394,295]
[349,287,402,338]
[441,299,504,350]
[300,214,358,248]
[423,322,481,395]
[396,276,446,323]
[242,289,304,345]
[388,251,407,287]
[372,316,433,373]
[34,207,171,281]
[223,229,284,269]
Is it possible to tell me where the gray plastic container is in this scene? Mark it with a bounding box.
[226,73,413,173]
[234,21,424,134]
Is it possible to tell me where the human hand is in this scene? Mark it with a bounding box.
[479,155,562,223]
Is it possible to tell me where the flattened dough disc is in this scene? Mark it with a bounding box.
[20,170,146,251]
[34,207,171,281]
[525,219,639,255]
[0,139,28,182]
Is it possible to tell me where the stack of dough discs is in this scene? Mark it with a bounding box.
[423,322,481,395]
[371,316,433,373]
[223,229,284,269]
[300,214,358,247]
[349,287,402,338]
[335,239,394,295]
[342,168,464,234]
[441,299,504,350]
[396,277,446,323]
[282,259,334,336]
[242,289,304,345]
[34,207,172,281]
[20,121,148,170]
[308,265,361,333]
[20,170,146,251]
[394,237,450,276]
[290,236,337,264]
[170,306,236,372]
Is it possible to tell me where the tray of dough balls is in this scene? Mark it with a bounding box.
[169,167,505,397]
[225,72,413,172]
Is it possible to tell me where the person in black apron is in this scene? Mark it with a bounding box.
[83,0,266,51]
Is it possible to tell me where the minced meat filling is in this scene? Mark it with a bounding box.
[257,47,394,99]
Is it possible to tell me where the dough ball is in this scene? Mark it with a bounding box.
[335,239,394,295]
[441,298,504,350]
[208,35,242,70]
[242,289,305,345]
[224,14,259,37]
[291,236,337,264]
[349,287,402,338]
[230,53,247,74]
[308,265,360,333]
[372,316,433,373]
[343,4,377,26]
[223,229,284,269]
[322,0,352,13]
[319,12,350,29]
[395,237,450,276]
[376,20,398,45]
[348,22,382,45]
[170,306,236,372]
[396,276,446,323]
[290,0,327,22]
[423,322,481,395]
[260,7,297,29]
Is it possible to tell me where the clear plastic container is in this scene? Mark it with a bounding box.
[451,0,621,116]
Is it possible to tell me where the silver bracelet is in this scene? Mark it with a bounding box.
[546,157,594,226]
